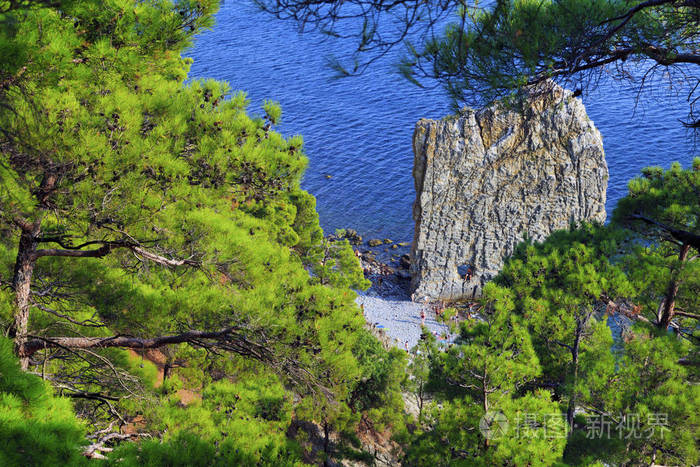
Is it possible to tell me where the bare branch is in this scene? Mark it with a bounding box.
[83,431,150,460]
[34,304,106,328]
[32,241,200,267]
[629,214,700,251]
[21,327,249,356]
[674,310,700,319]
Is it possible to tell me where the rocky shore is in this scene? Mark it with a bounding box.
[330,231,454,349]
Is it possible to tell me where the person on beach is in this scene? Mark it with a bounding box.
[404,341,409,352]
[434,300,444,317]
[465,265,474,282]
[420,309,426,325]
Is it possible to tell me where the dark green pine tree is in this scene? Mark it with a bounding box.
[403,283,566,466]
[495,224,633,429]
[613,159,700,331]
[0,0,391,462]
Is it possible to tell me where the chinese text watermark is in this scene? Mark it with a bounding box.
[478,412,669,440]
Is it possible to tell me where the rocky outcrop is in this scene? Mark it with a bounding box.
[410,83,608,301]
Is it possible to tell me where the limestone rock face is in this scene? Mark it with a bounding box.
[410,84,608,300]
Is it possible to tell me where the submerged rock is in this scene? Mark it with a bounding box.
[410,82,607,300]
[338,228,362,245]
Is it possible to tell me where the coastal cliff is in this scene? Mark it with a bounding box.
[410,83,608,300]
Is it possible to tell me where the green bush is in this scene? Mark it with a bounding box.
[0,338,87,467]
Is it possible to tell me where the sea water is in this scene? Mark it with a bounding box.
[188,2,696,244]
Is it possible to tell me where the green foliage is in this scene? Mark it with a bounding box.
[402,395,484,466]
[603,327,699,464]
[616,159,700,227]
[445,283,541,395]
[260,0,697,120]
[111,430,306,466]
[564,325,700,466]
[0,0,391,463]
[402,218,697,466]
[263,100,282,125]
[118,375,306,466]
[613,160,700,328]
[398,0,698,113]
[489,391,567,466]
[496,224,631,384]
[404,330,440,420]
[0,338,87,467]
[402,283,566,465]
[403,391,566,466]
[348,330,406,430]
[3,1,697,465]
[614,159,699,244]
[110,433,219,467]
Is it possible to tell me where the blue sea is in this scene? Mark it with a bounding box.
[188,2,696,244]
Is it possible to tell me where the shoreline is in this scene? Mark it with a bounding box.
[353,246,456,350]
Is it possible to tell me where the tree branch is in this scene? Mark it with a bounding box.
[629,214,700,251]
[32,242,199,267]
[21,327,250,357]
[551,339,573,352]
[131,246,199,267]
[33,244,118,259]
[674,310,700,320]
[83,432,149,460]
[21,326,332,399]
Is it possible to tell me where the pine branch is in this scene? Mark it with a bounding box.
[21,326,253,356]
[551,339,574,352]
[32,241,199,267]
[629,214,700,251]
[674,310,700,319]
[22,327,333,399]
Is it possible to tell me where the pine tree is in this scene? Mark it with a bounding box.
[0,337,88,466]
[613,159,700,331]
[496,224,633,429]
[403,283,566,465]
[0,0,387,461]
[258,0,699,126]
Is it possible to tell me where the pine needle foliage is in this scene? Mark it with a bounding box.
[0,337,87,466]
[0,0,397,463]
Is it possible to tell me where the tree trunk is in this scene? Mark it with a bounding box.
[482,369,489,449]
[11,224,39,369]
[566,328,581,431]
[322,420,331,467]
[163,361,172,382]
[658,242,690,330]
[417,382,424,419]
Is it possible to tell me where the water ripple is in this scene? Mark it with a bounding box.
[188,2,697,243]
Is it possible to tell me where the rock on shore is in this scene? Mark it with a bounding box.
[411,82,608,300]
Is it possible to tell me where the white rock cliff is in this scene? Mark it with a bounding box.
[410,83,608,300]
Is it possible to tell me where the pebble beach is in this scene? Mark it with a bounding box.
[352,248,455,349]
[356,292,451,349]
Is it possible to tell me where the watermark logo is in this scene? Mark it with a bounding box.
[479,410,509,440]
[585,413,668,439]
[476,412,667,441]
